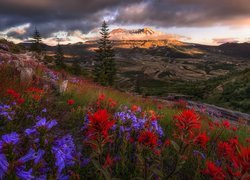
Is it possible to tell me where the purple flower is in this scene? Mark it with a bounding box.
[82,158,91,167]
[0,154,8,178]
[35,117,58,130]
[1,132,19,145]
[34,149,45,164]
[41,108,47,113]
[193,150,206,160]
[25,128,36,136]
[18,149,36,163]
[0,104,15,121]
[52,135,76,174]
[16,167,34,180]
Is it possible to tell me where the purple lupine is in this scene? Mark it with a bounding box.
[193,150,206,160]
[16,167,34,180]
[52,135,76,174]
[0,104,15,121]
[0,154,8,178]
[18,149,36,163]
[35,117,58,130]
[1,132,19,145]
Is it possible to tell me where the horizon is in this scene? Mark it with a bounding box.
[0,0,250,46]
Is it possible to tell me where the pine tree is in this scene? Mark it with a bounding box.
[94,21,116,86]
[72,60,82,75]
[31,28,42,53]
[55,43,65,68]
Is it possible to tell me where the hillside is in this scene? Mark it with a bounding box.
[17,31,250,113]
[0,39,249,179]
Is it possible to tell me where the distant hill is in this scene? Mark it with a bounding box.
[218,42,250,58]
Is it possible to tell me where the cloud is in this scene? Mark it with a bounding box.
[0,0,250,43]
[213,38,239,44]
[115,0,250,27]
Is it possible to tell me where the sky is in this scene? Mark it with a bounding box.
[0,0,250,45]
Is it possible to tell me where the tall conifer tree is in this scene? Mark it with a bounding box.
[31,28,42,53]
[94,21,116,86]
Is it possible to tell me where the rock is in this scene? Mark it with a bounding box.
[20,68,34,84]
[59,80,68,94]
[0,44,10,51]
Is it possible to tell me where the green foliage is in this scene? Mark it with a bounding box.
[55,43,66,68]
[94,21,116,86]
[30,28,43,53]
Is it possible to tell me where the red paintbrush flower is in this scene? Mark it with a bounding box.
[238,146,250,173]
[194,133,209,148]
[103,153,114,168]
[174,109,201,138]
[67,99,75,105]
[131,105,139,112]
[222,120,230,129]
[138,130,158,148]
[88,109,115,140]
[202,161,225,179]
[17,98,25,105]
[98,93,106,101]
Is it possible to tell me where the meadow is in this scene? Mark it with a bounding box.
[0,60,249,180]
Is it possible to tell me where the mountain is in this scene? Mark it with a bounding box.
[218,42,250,58]
[109,27,176,40]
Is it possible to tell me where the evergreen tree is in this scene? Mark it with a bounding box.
[72,59,82,75]
[94,21,116,86]
[31,28,42,53]
[55,43,65,68]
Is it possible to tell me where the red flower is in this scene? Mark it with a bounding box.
[202,161,225,179]
[67,99,75,105]
[6,89,20,99]
[103,153,114,168]
[164,139,171,146]
[194,133,209,148]
[88,109,115,140]
[17,98,25,105]
[222,120,230,129]
[174,109,201,137]
[238,146,250,173]
[131,105,139,112]
[98,94,106,101]
[138,130,158,148]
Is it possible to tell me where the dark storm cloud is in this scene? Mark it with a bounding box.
[115,0,250,27]
[0,0,142,38]
[0,0,250,39]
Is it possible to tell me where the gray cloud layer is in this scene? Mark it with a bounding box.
[0,0,250,39]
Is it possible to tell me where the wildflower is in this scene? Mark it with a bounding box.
[0,104,15,121]
[202,161,225,179]
[103,153,113,168]
[17,98,25,105]
[138,130,158,148]
[174,109,201,138]
[35,117,58,130]
[16,167,34,180]
[164,139,171,146]
[238,146,250,173]
[1,132,19,145]
[18,149,36,163]
[193,150,206,160]
[52,135,76,174]
[222,120,230,129]
[88,109,115,140]
[67,99,75,105]
[194,133,209,148]
[98,94,106,101]
[0,154,8,178]
[6,89,20,99]
[131,105,139,112]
